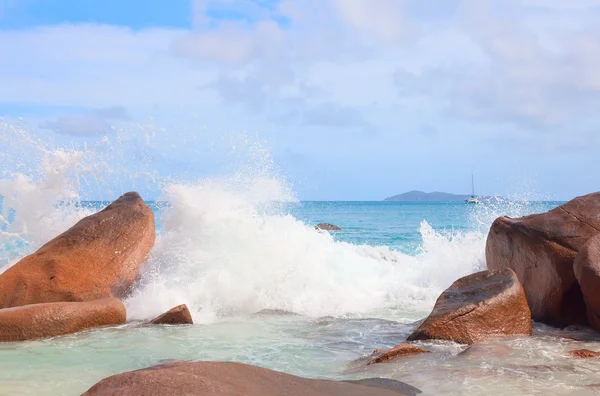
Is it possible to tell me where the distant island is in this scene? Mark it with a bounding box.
[384,190,493,202]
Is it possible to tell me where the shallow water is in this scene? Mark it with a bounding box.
[2,313,600,395]
[4,199,599,395]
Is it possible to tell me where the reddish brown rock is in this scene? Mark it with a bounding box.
[82,361,421,396]
[574,234,600,331]
[148,304,193,325]
[0,298,125,342]
[367,344,429,365]
[407,268,532,345]
[486,192,600,326]
[0,192,155,308]
[569,349,600,358]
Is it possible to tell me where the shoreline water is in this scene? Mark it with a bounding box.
[5,196,598,395]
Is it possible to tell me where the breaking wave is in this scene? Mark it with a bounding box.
[0,120,544,323]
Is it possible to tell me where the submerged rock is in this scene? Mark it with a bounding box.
[343,378,422,396]
[148,304,193,325]
[315,223,342,231]
[0,298,125,342]
[569,349,600,358]
[486,192,600,326]
[574,234,600,331]
[0,192,155,308]
[251,309,301,317]
[407,268,531,345]
[366,344,429,365]
[82,361,419,396]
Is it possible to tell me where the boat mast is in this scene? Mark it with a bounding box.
[471,172,475,197]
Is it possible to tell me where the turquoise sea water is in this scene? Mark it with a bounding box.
[6,198,599,396]
[76,199,561,249]
[286,200,561,248]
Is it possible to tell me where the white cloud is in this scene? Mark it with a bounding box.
[0,0,599,140]
[330,0,410,43]
[0,25,220,109]
[2,0,600,199]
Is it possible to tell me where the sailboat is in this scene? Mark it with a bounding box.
[465,173,479,204]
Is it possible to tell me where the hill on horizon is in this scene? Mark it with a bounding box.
[384,190,475,202]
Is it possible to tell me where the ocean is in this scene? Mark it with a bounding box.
[5,196,600,395]
[1,127,598,395]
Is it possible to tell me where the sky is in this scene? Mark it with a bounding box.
[0,0,599,201]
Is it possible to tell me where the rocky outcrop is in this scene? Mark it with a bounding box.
[0,192,155,308]
[486,192,600,326]
[0,298,125,342]
[148,304,193,325]
[574,234,600,331]
[407,268,531,345]
[315,223,342,231]
[367,344,429,365]
[82,361,420,396]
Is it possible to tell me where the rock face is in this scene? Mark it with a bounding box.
[0,192,155,308]
[149,304,193,325]
[367,344,429,365]
[574,234,600,330]
[407,268,531,345]
[486,192,600,326]
[82,361,420,396]
[315,223,342,231]
[0,298,125,342]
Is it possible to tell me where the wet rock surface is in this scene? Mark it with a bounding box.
[367,344,429,365]
[0,298,125,342]
[407,268,532,344]
[574,234,600,331]
[486,192,600,326]
[148,304,193,325]
[569,349,600,358]
[0,192,155,308]
[81,361,420,396]
[315,223,342,231]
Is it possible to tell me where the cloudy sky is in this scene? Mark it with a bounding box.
[0,0,599,200]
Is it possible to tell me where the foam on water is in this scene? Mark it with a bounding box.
[125,180,491,323]
[0,122,99,265]
[0,121,541,324]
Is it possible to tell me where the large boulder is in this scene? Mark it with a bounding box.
[574,234,600,330]
[148,304,193,325]
[0,192,155,308]
[407,268,531,345]
[82,361,421,396]
[486,192,600,326]
[0,298,125,342]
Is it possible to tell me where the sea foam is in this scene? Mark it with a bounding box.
[0,120,537,324]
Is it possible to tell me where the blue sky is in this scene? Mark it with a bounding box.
[0,0,192,29]
[0,0,599,200]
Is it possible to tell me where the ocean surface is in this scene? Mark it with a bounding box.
[0,126,599,395]
[5,197,600,396]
